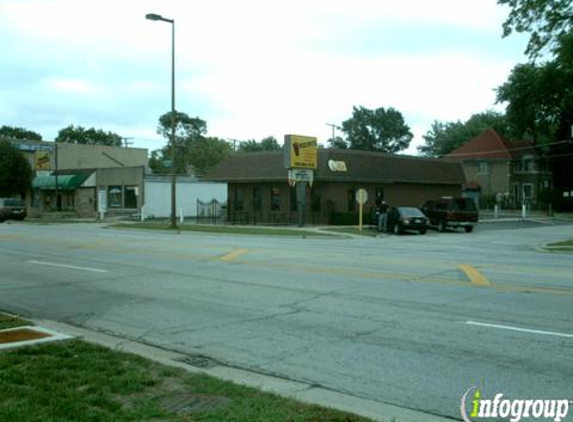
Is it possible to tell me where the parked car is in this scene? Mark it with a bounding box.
[420,197,478,233]
[0,198,27,222]
[384,206,429,235]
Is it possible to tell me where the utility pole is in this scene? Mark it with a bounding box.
[326,123,340,142]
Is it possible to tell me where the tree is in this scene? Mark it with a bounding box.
[237,136,282,153]
[496,63,561,144]
[157,111,207,142]
[496,33,573,144]
[327,136,348,149]
[418,111,513,157]
[187,137,233,176]
[152,111,232,176]
[56,125,123,147]
[0,126,42,141]
[341,106,413,153]
[498,0,573,58]
[0,139,32,198]
[496,34,573,202]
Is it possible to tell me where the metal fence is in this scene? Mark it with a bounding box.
[196,199,226,224]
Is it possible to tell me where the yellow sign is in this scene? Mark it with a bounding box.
[35,151,51,170]
[285,135,317,169]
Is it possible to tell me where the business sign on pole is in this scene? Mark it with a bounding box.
[284,135,317,169]
[287,168,314,187]
[35,151,51,170]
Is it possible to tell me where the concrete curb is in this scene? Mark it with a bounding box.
[35,319,454,422]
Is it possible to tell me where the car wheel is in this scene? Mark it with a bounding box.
[419,229,427,235]
[439,221,447,232]
[393,223,401,235]
[464,226,474,233]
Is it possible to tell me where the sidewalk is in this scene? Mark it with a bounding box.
[35,318,453,422]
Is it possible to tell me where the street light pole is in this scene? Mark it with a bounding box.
[146,13,177,229]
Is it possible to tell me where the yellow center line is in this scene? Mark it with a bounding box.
[458,264,492,287]
[219,248,249,262]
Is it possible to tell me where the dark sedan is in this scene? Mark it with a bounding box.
[384,206,428,235]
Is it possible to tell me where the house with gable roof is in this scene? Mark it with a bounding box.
[446,129,552,209]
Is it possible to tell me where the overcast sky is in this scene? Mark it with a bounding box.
[0,0,528,154]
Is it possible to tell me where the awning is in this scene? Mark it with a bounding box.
[32,174,88,190]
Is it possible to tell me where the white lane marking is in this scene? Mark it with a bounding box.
[28,260,108,273]
[466,320,573,339]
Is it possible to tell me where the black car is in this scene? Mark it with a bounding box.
[384,206,429,235]
[0,198,27,222]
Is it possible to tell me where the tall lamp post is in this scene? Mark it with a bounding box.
[146,12,177,228]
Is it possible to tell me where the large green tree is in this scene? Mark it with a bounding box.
[418,111,513,157]
[341,106,413,153]
[0,125,42,141]
[498,0,573,58]
[497,33,573,143]
[56,125,123,147]
[0,139,32,198]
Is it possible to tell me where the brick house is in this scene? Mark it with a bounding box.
[446,130,552,209]
[205,149,466,225]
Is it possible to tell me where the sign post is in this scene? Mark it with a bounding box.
[355,188,368,231]
[285,135,317,227]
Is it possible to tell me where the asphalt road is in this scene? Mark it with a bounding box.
[1,221,572,421]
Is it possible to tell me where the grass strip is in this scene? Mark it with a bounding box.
[322,227,379,237]
[544,238,573,253]
[0,340,374,422]
[0,313,30,330]
[547,239,573,247]
[110,223,336,237]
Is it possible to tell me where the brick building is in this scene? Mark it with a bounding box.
[446,130,552,209]
[205,149,466,225]
[7,138,148,218]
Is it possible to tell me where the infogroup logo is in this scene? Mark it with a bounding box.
[460,387,571,422]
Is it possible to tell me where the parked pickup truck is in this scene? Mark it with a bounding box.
[420,197,478,233]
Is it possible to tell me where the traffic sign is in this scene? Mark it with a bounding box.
[356,188,368,205]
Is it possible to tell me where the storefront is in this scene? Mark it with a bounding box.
[205,149,466,225]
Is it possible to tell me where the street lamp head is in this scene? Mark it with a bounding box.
[145,13,173,23]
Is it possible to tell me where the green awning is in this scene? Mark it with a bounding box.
[32,175,87,190]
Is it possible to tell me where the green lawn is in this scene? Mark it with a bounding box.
[110,223,337,237]
[0,314,374,422]
[547,239,573,247]
[0,313,30,330]
[321,226,379,237]
[544,239,573,252]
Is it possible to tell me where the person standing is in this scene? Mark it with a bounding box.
[378,200,389,232]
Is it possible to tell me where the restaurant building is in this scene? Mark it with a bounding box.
[205,149,466,225]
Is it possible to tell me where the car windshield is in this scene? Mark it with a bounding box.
[399,207,424,217]
[5,199,24,206]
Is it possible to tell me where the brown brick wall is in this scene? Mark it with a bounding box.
[227,181,462,225]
